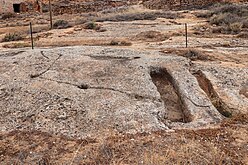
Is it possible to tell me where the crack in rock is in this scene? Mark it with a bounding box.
[38,77,160,102]
[81,54,140,61]
[0,51,25,57]
[40,51,49,59]
[30,54,62,78]
[182,94,211,108]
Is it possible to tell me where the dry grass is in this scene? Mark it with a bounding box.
[134,31,168,42]
[1,114,248,164]
[160,48,212,61]
[1,33,23,42]
[2,42,30,48]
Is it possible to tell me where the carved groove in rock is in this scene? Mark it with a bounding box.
[193,70,232,117]
[150,68,186,122]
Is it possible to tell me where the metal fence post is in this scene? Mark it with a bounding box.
[30,22,34,49]
[185,23,188,48]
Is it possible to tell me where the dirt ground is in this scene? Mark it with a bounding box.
[0,3,248,165]
[0,114,247,164]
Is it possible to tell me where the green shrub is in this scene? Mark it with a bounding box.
[2,33,23,42]
[53,20,70,29]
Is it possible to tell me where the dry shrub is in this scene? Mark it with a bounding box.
[83,21,96,29]
[196,3,248,35]
[53,20,70,29]
[135,31,168,42]
[242,20,248,28]
[210,13,239,26]
[211,26,226,34]
[83,22,98,29]
[1,12,16,19]
[2,33,23,42]
[229,22,242,34]
[211,22,243,34]
[237,32,248,38]
[212,3,248,17]
[184,49,209,61]
[109,39,132,46]
[82,21,106,32]
[95,11,181,22]
[195,11,213,18]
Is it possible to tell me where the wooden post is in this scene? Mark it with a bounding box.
[185,23,188,48]
[49,0,53,29]
[30,22,34,49]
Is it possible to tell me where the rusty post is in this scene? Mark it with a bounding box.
[49,0,53,29]
[30,22,34,49]
[185,23,188,48]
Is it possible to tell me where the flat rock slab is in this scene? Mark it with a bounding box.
[0,46,236,138]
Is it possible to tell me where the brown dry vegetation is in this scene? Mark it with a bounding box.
[95,11,181,22]
[195,3,248,35]
[160,48,214,61]
[134,31,168,42]
[0,114,247,164]
[1,33,23,42]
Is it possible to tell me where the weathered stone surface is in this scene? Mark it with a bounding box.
[192,62,248,116]
[149,56,224,128]
[1,46,244,138]
[0,47,167,138]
